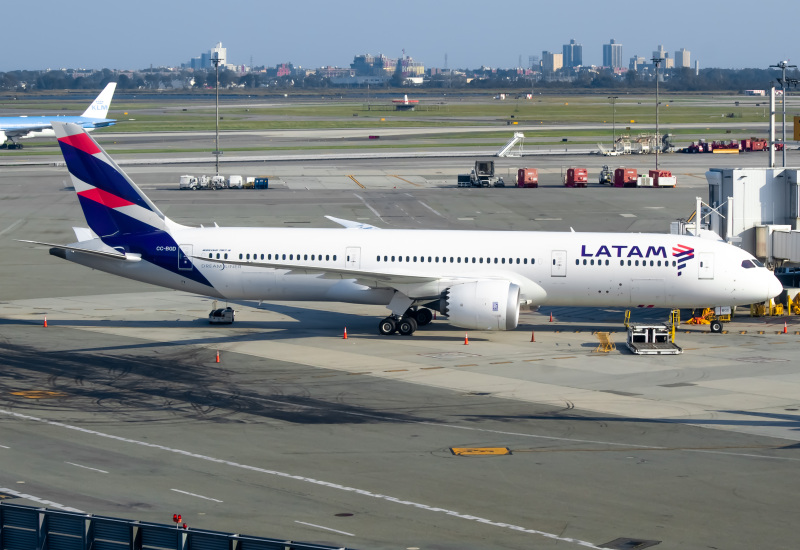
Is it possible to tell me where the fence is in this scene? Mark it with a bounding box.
[0,503,352,550]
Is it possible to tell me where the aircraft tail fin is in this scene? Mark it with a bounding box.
[53,122,175,240]
[80,82,116,119]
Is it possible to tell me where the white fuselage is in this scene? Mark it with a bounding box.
[63,226,782,311]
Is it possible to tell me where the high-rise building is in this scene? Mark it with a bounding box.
[187,42,228,70]
[541,51,563,73]
[210,42,226,66]
[603,39,622,69]
[562,39,582,68]
[675,48,691,69]
[652,44,667,61]
[629,56,647,71]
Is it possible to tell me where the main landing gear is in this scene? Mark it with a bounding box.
[378,307,434,336]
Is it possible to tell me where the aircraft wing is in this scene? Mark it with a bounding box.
[193,256,438,287]
[2,122,52,138]
[324,215,381,229]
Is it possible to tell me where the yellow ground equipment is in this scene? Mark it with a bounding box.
[788,293,800,315]
[594,332,616,353]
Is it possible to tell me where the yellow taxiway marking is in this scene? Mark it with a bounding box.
[451,447,511,456]
[11,391,67,399]
[347,175,365,189]
[390,175,422,187]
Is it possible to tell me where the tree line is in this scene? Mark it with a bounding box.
[1,67,797,93]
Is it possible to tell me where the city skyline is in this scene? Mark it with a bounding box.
[2,0,796,72]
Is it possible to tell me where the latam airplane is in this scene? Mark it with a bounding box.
[0,83,116,149]
[22,122,782,336]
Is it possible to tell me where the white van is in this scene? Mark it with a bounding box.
[179,175,198,190]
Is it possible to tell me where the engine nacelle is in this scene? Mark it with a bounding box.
[442,280,520,330]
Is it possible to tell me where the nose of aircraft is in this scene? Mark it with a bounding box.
[767,271,784,300]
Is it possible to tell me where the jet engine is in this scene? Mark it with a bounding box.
[442,280,520,330]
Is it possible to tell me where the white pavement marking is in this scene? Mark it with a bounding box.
[0,444,9,449]
[0,409,602,549]
[0,220,24,237]
[171,489,223,503]
[65,461,108,474]
[353,193,383,221]
[295,521,354,537]
[619,213,637,218]
[418,201,445,218]
[0,487,84,513]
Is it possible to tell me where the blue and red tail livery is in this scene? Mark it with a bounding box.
[54,122,166,238]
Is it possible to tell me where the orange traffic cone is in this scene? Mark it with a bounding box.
[549,312,553,322]
[215,350,220,363]
[530,330,536,342]
[343,327,348,339]
[784,321,788,334]
[43,316,47,328]
[433,311,437,320]
[464,333,469,345]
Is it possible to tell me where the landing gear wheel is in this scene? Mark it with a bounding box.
[397,317,417,336]
[378,317,397,335]
[710,320,723,333]
[414,308,433,326]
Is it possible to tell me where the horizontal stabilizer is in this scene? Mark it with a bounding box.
[18,239,140,261]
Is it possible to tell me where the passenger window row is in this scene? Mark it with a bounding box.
[207,252,338,262]
[376,255,536,265]
[575,258,678,267]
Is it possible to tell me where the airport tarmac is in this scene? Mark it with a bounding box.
[1,144,800,550]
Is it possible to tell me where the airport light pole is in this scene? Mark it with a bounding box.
[770,60,797,167]
[652,57,663,170]
[212,52,222,176]
[608,96,618,150]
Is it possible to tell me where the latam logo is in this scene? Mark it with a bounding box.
[581,243,695,276]
[581,245,667,258]
[672,244,694,276]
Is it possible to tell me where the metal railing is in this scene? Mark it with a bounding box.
[0,503,352,550]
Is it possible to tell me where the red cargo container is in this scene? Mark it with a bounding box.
[648,169,675,188]
[517,168,539,188]
[565,168,588,188]
[614,167,638,188]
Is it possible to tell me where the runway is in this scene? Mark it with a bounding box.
[1,137,799,549]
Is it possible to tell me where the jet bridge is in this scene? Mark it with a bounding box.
[705,168,800,268]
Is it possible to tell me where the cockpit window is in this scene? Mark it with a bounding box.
[751,259,764,268]
[741,260,755,269]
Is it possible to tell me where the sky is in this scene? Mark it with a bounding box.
[3,0,797,72]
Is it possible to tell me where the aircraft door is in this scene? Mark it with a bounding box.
[178,244,193,270]
[551,250,567,277]
[346,247,361,269]
[697,252,714,279]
